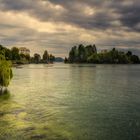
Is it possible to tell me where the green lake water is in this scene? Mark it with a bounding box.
[0,64,140,140]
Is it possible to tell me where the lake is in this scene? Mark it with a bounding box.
[0,64,140,140]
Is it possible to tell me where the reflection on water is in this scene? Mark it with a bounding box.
[0,64,140,140]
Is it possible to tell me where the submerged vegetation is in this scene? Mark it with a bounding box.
[65,44,140,64]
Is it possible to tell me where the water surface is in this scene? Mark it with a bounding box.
[0,64,140,140]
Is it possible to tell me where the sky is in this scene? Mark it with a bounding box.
[0,0,140,57]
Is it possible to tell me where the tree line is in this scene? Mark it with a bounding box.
[0,44,56,93]
[0,44,55,64]
[31,51,55,64]
[65,44,140,64]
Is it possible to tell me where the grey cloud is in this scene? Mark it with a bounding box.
[0,0,140,56]
[0,0,140,31]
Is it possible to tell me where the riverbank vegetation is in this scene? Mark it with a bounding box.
[0,44,55,65]
[0,55,13,94]
[0,44,56,94]
[30,51,55,64]
[65,44,140,64]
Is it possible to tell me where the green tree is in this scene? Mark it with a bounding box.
[0,45,6,57]
[67,44,140,64]
[24,54,30,61]
[69,46,77,63]
[126,51,132,57]
[87,53,100,63]
[43,50,49,63]
[20,53,30,62]
[0,57,13,93]
[85,44,97,57]
[5,48,12,60]
[49,54,55,63]
[64,57,68,63]
[11,47,20,60]
[131,55,140,64]
[34,53,41,63]
[78,44,86,62]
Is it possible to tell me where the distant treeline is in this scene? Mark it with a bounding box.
[31,51,55,64]
[65,44,140,64]
[0,44,55,64]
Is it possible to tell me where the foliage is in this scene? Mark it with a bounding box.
[33,53,41,64]
[20,53,30,62]
[67,44,140,64]
[43,50,49,63]
[0,57,13,89]
[68,44,97,63]
[0,45,12,60]
[11,47,20,60]
[49,54,55,63]
[64,57,68,63]
[42,50,55,63]
[0,44,56,64]
[0,45,30,64]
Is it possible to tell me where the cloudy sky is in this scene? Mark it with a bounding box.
[0,0,140,57]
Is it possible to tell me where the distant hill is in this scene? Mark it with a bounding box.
[55,57,64,62]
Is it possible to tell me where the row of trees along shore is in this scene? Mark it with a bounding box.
[65,44,140,64]
[0,44,55,64]
[0,44,55,94]
[31,51,55,64]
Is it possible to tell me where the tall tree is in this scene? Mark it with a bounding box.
[69,46,77,63]
[78,44,86,62]
[43,50,49,63]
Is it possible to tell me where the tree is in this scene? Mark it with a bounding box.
[68,44,98,63]
[24,54,30,61]
[11,47,20,60]
[87,53,100,63]
[20,53,30,62]
[64,57,68,63]
[43,50,49,63]
[78,44,86,62]
[131,55,140,64]
[0,45,13,60]
[67,45,140,64]
[85,44,97,57]
[49,54,55,63]
[0,57,13,93]
[69,46,77,63]
[34,53,41,63]
[5,48,12,60]
[126,51,132,57]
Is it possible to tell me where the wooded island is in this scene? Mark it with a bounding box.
[65,44,140,64]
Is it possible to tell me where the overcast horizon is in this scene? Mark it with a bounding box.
[0,0,140,57]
